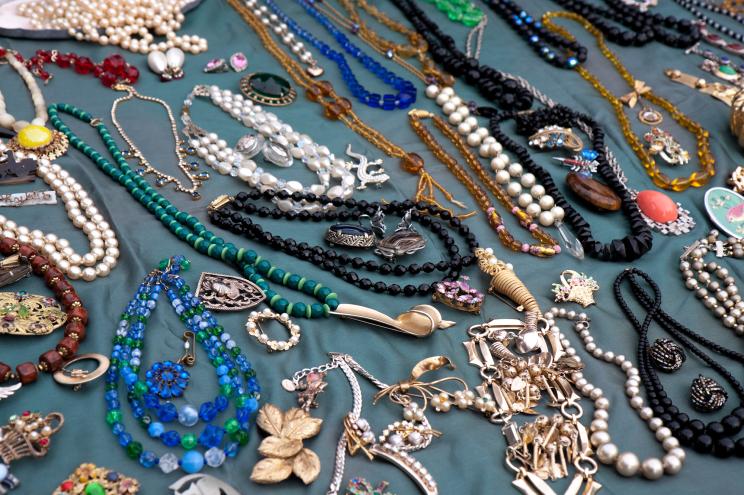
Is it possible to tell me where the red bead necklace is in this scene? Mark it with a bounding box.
[0,237,89,386]
[0,48,139,87]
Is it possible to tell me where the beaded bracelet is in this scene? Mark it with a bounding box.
[47,102,338,319]
[0,236,88,388]
[105,256,259,474]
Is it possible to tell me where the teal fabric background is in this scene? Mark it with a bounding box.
[0,0,742,493]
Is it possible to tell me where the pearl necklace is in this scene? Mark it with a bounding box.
[679,230,744,335]
[545,307,686,480]
[0,142,120,281]
[182,85,362,209]
[0,51,46,132]
[425,85,564,228]
[16,0,208,55]
[241,0,324,76]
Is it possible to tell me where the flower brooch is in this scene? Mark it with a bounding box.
[552,270,599,307]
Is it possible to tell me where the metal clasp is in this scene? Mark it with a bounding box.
[178,331,196,367]
[54,353,110,391]
[208,194,233,212]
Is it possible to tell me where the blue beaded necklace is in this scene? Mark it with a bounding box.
[262,0,417,109]
[104,256,260,474]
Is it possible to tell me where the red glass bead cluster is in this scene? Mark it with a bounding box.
[0,237,89,386]
[0,48,139,87]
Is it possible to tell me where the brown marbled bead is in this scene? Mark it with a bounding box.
[60,291,81,309]
[0,363,11,383]
[566,172,622,212]
[67,306,89,325]
[39,350,64,373]
[64,321,86,341]
[16,362,38,384]
[0,238,19,255]
[43,267,64,284]
[18,245,36,260]
[51,279,73,296]
[30,255,49,274]
[56,337,79,357]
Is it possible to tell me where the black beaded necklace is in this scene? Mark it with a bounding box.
[387,0,534,110]
[208,190,478,297]
[615,268,744,458]
[481,0,699,62]
[480,104,653,261]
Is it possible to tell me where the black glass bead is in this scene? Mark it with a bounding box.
[693,434,714,453]
[735,437,744,457]
[721,415,742,435]
[676,428,694,446]
[714,437,735,458]
[688,420,705,433]
[706,422,725,438]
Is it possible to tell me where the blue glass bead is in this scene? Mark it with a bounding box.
[118,432,132,447]
[139,450,158,468]
[198,424,225,448]
[161,430,181,447]
[216,365,228,376]
[148,422,165,438]
[178,405,199,427]
[224,442,239,458]
[181,451,205,474]
[158,402,178,422]
[199,402,217,422]
[112,423,125,436]
[214,395,229,412]
[143,393,160,408]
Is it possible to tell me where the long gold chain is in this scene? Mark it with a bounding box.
[542,11,715,192]
[409,109,559,257]
[110,84,207,200]
[227,0,472,214]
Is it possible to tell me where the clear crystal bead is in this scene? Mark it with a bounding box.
[204,447,226,467]
[556,221,584,259]
[159,452,180,474]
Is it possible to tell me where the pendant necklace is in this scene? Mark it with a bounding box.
[259,0,418,110]
[208,190,477,296]
[111,85,209,200]
[1,50,69,161]
[0,141,121,281]
[104,256,260,474]
[49,100,341,320]
[181,84,375,208]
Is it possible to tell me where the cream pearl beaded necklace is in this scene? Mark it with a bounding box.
[16,0,207,55]
[0,142,120,282]
[182,85,361,210]
[0,50,46,132]
[546,307,686,480]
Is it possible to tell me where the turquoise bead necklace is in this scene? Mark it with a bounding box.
[47,98,339,319]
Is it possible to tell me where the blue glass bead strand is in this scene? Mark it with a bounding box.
[262,0,417,109]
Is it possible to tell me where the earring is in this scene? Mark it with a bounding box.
[690,375,728,413]
[147,48,185,81]
[647,338,686,372]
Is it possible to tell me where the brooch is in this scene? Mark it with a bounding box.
[194,272,266,311]
[245,309,301,352]
[53,463,139,494]
[373,209,427,260]
[169,474,241,495]
[240,73,297,106]
[552,270,599,307]
[346,478,397,495]
[432,276,484,313]
[325,222,376,248]
[643,128,690,166]
[0,291,67,336]
[528,125,584,152]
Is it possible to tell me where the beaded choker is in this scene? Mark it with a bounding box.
[48,102,339,320]
[104,256,260,474]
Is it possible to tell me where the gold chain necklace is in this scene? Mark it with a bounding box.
[542,11,715,192]
[409,109,560,257]
[227,0,466,213]
[110,84,208,200]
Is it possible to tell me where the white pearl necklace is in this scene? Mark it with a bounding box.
[425,84,564,228]
[182,85,357,211]
[16,0,207,55]
[0,143,120,281]
[680,230,744,335]
[545,307,686,480]
[0,50,47,132]
[242,0,324,76]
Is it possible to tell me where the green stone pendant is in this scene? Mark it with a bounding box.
[239,72,297,106]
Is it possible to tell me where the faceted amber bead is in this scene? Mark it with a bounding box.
[305,85,323,102]
[401,152,424,174]
[324,102,346,120]
[16,362,38,384]
[317,81,333,96]
[39,350,64,373]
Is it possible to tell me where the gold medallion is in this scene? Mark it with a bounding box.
[7,126,69,161]
[0,291,67,336]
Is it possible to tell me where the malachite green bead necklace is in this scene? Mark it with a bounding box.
[46,101,340,319]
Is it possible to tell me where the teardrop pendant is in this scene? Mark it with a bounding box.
[555,221,584,259]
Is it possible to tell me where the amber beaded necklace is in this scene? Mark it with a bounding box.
[227,0,463,213]
[542,12,715,192]
[409,110,560,257]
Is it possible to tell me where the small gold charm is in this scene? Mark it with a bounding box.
[552,270,599,307]
[251,403,323,485]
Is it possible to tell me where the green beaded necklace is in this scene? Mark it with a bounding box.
[47,102,339,319]
[423,0,483,26]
